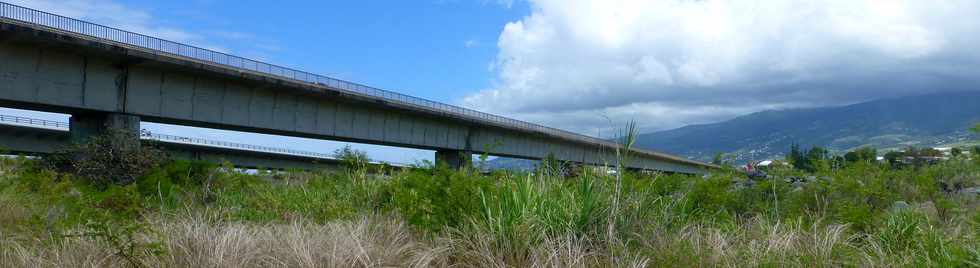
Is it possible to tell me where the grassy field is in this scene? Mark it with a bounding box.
[0,154,978,267]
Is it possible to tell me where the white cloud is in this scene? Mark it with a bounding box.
[463,0,980,135]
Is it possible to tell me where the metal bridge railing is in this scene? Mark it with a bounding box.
[0,1,623,150]
[143,132,335,160]
[0,114,69,128]
[0,114,335,160]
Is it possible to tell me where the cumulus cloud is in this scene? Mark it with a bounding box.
[463,0,980,135]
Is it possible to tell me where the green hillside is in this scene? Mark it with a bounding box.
[634,91,980,162]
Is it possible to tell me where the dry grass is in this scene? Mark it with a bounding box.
[1,214,446,268]
[445,231,605,267]
[158,214,446,267]
[635,217,862,267]
[2,208,975,267]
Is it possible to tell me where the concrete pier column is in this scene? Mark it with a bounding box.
[69,112,140,146]
[436,150,472,170]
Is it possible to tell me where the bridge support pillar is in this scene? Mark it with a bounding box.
[436,150,472,170]
[69,112,141,148]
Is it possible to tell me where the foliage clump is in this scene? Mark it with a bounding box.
[333,145,370,180]
[43,130,167,188]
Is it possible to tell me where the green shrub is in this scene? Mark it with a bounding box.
[136,160,218,205]
[683,175,740,217]
[334,145,370,180]
[876,209,929,253]
[734,178,791,218]
[535,174,609,237]
[387,168,492,232]
[43,130,168,188]
[647,172,688,196]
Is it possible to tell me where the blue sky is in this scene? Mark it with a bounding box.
[96,0,528,104]
[4,0,980,164]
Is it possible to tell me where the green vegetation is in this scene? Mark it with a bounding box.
[785,144,832,172]
[0,134,978,267]
[44,129,168,188]
[333,144,372,180]
[844,146,876,163]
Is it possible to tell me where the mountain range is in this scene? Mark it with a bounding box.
[489,91,979,169]
[634,91,980,163]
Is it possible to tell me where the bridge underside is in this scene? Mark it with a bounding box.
[0,19,713,174]
[0,123,343,171]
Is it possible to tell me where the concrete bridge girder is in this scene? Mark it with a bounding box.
[0,22,712,175]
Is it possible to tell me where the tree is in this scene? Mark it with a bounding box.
[805,146,830,172]
[334,145,370,178]
[334,145,370,164]
[712,152,724,166]
[786,144,804,169]
[973,146,980,165]
[951,147,962,157]
[844,146,877,163]
[785,144,831,173]
[971,123,980,135]
[831,155,846,170]
[712,152,736,166]
[884,151,904,166]
[901,146,942,167]
[916,147,943,157]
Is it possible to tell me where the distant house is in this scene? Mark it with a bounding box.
[754,160,788,170]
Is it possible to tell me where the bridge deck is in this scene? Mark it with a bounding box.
[0,2,716,174]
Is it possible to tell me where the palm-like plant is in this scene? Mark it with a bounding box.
[607,120,638,249]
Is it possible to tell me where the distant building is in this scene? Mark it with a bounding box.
[753,159,788,170]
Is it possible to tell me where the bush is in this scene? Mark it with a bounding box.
[872,208,972,266]
[137,160,216,197]
[44,130,168,188]
[683,175,741,218]
[334,145,370,179]
[386,167,492,232]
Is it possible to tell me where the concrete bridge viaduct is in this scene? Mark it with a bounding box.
[0,114,370,171]
[0,3,716,174]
